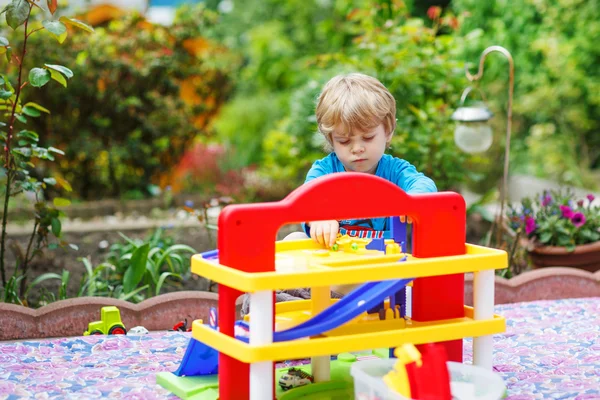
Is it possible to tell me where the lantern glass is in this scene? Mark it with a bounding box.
[453,121,493,154]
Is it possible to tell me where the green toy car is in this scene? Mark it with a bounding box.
[84,306,127,335]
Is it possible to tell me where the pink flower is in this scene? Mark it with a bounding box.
[586,194,595,202]
[559,205,573,218]
[542,194,552,206]
[525,216,536,235]
[571,212,586,228]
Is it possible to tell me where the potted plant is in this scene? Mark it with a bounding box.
[507,189,600,272]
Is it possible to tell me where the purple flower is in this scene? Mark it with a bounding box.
[560,205,574,219]
[571,212,586,228]
[525,216,536,235]
[542,194,552,206]
[587,194,595,202]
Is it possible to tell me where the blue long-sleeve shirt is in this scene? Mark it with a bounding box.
[302,153,437,238]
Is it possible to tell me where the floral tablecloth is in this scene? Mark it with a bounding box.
[1,297,599,399]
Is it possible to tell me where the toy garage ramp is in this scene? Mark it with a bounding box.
[173,337,219,377]
[172,278,413,377]
[274,278,413,342]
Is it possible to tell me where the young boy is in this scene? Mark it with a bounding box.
[300,72,437,247]
[241,73,437,315]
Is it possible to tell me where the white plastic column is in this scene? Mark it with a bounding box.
[249,290,273,400]
[310,286,331,382]
[472,269,495,369]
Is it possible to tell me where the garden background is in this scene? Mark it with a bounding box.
[1,0,599,308]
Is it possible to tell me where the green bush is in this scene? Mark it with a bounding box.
[452,0,600,189]
[15,8,236,199]
[260,3,482,191]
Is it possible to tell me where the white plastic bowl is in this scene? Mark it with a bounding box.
[350,359,506,400]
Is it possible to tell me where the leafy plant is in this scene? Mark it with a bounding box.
[0,0,93,296]
[507,190,600,252]
[19,7,236,199]
[80,229,197,303]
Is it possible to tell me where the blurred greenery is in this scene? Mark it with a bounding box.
[9,6,238,199]
[453,0,600,189]
[205,1,484,194]
[4,0,598,202]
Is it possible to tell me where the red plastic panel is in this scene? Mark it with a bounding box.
[217,172,466,399]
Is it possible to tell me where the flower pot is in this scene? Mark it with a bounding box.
[527,241,600,272]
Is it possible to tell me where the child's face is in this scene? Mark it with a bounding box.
[331,123,391,174]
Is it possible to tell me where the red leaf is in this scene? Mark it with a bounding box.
[47,0,58,15]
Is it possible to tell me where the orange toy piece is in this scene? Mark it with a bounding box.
[216,172,466,400]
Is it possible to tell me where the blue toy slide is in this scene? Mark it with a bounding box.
[173,278,412,376]
[173,336,220,377]
[273,278,413,342]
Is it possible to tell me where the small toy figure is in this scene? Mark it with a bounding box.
[83,306,127,335]
[172,319,192,332]
[278,368,314,391]
[331,234,371,253]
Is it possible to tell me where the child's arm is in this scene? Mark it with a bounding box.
[391,159,437,194]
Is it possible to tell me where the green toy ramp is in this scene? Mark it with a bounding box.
[156,372,218,400]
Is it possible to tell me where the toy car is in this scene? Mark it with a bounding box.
[83,306,127,335]
[279,368,314,391]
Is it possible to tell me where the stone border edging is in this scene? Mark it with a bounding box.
[0,291,241,341]
[465,267,600,305]
[2,268,598,341]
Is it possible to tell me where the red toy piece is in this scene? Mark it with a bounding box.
[405,344,452,400]
[216,173,466,400]
[172,319,192,332]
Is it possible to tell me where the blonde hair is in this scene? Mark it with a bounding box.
[316,73,396,146]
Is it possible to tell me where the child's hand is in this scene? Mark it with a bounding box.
[309,220,339,248]
[399,215,413,223]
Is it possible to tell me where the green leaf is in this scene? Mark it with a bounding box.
[123,243,149,293]
[43,177,57,185]
[53,197,71,207]
[5,0,29,30]
[15,114,26,123]
[58,16,94,33]
[156,272,181,296]
[22,106,41,117]
[5,46,12,63]
[48,146,64,155]
[50,217,61,236]
[24,272,61,299]
[23,102,50,114]
[0,36,8,46]
[0,89,13,99]
[42,20,67,43]
[48,68,67,87]
[44,63,73,79]
[29,68,51,87]
[539,231,553,244]
[120,284,149,301]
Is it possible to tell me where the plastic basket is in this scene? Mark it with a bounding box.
[350,359,506,400]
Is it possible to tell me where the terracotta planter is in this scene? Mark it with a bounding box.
[527,241,600,272]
